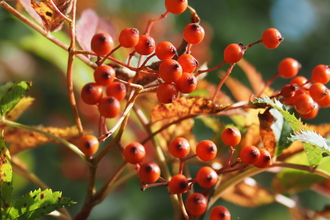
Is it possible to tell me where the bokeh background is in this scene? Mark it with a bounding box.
[1,0,330,219]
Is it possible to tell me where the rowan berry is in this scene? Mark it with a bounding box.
[294,93,316,115]
[155,41,177,61]
[106,82,127,101]
[135,35,155,55]
[309,83,328,101]
[196,140,217,161]
[81,82,103,105]
[196,166,218,188]
[165,0,188,15]
[310,64,330,84]
[210,206,231,220]
[169,137,190,158]
[185,193,208,216]
[177,54,199,73]
[168,174,189,194]
[138,162,161,183]
[123,142,146,164]
[290,76,308,87]
[280,84,298,99]
[91,33,114,56]
[183,23,205,45]
[240,145,260,164]
[316,93,330,108]
[98,96,121,118]
[299,105,319,120]
[221,127,241,146]
[157,82,178,103]
[78,135,99,156]
[278,58,301,79]
[253,148,272,168]
[224,43,244,63]
[119,28,140,48]
[261,28,283,49]
[93,65,116,86]
[158,59,183,82]
[175,72,197,93]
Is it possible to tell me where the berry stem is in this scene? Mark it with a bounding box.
[244,39,262,50]
[258,72,279,97]
[144,11,170,35]
[98,44,122,66]
[196,61,226,76]
[212,63,236,103]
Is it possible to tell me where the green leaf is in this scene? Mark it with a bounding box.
[276,119,293,156]
[7,189,76,220]
[0,82,15,99]
[273,152,329,195]
[253,97,329,167]
[0,81,32,116]
[0,135,13,219]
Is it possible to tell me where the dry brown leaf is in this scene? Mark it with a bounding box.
[258,108,277,156]
[21,0,73,32]
[277,141,304,161]
[151,97,224,123]
[6,125,80,154]
[221,177,274,207]
[239,123,260,148]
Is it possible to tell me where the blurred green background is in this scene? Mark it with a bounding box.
[1,0,330,219]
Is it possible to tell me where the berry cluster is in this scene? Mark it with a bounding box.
[119,126,272,219]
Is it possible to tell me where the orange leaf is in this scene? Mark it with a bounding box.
[6,125,80,155]
[223,73,252,102]
[258,108,277,156]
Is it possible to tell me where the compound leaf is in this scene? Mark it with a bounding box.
[7,189,75,220]
[0,135,13,219]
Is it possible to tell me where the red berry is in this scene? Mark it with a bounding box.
[81,82,103,105]
[196,166,218,188]
[183,23,205,45]
[300,105,319,120]
[290,76,308,87]
[185,193,208,216]
[240,145,260,164]
[155,41,177,61]
[78,135,99,156]
[138,162,161,183]
[168,174,189,194]
[165,0,188,14]
[261,28,283,49]
[176,72,197,93]
[93,65,116,86]
[91,33,114,56]
[158,59,183,82]
[253,148,272,168]
[169,137,190,158]
[224,43,244,63]
[210,206,231,220]
[123,142,146,164]
[277,58,301,79]
[135,35,155,55]
[280,84,298,99]
[221,127,241,146]
[98,96,121,118]
[316,93,330,108]
[119,28,140,48]
[309,83,328,101]
[157,82,178,103]
[294,93,316,115]
[106,82,127,101]
[177,54,199,73]
[196,140,218,161]
[310,64,330,84]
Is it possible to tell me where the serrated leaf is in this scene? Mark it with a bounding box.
[289,131,330,166]
[0,81,32,116]
[0,135,13,218]
[0,82,15,100]
[253,97,328,167]
[7,189,75,220]
[276,119,294,156]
